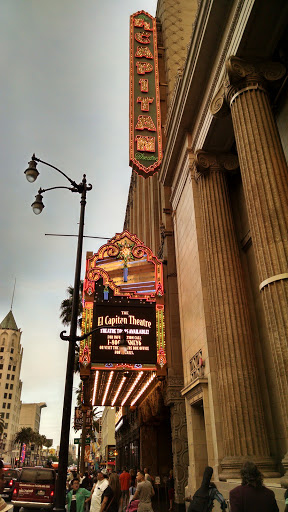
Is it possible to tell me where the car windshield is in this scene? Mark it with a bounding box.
[20,469,55,484]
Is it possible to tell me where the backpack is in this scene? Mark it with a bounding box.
[188,494,211,512]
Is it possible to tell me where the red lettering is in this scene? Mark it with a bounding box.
[135,32,151,44]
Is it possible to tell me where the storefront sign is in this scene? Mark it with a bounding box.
[129,11,162,177]
[91,303,157,364]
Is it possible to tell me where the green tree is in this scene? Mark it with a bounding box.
[59,282,83,373]
[60,282,83,327]
[14,427,34,464]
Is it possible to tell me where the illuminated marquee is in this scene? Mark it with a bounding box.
[91,303,157,365]
[129,11,162,178]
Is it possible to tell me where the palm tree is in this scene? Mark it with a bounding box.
[59,282,83,373]
[0,417,5,436]
[59,282,83,326]
[14,427,34,465]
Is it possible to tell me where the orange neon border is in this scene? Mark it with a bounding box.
[129,11,162,177]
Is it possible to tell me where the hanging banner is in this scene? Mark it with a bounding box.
[74,407,93,430]
[129,11,162,178]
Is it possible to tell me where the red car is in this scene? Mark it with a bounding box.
[12,467,56,510]
[2,468,20,500]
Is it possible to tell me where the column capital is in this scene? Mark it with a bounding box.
[194,150,239,179]
[211,56,285,116]
[165,375,184,406]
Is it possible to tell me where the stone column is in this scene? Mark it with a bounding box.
[165,376,188,511]
[211,57,288,480]
[194,151,277,479]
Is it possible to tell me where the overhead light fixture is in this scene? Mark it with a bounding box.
[92,371,99,405]
[121,371,143,406]
[111,376,126,407]
[102,371,114,406]
[24,157,39,183]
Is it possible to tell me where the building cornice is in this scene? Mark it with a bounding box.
[159,0,288,186]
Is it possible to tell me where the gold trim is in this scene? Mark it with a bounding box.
[259,273,288,291]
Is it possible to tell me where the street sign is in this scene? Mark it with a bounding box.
[74,439,80,444]
[85,437,91,444]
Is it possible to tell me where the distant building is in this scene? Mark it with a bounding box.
[69,443,77,462]
[19,402,47,432]
[0,310,23,464]
[99,407,116,470]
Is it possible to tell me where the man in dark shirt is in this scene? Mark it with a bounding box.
[229,461,279,512]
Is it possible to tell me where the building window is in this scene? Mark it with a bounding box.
[11,348,14,354]
[4,393,7,399]
[0,347,4,352]
[11,375,14,381]
[8,365,11,370]
[0,373,2,379]
[5,384,9,390]
[2,403,6,408]
[5,423,8,429]
[10,384,13,390]
[13,366,16,371]
[7,403,10,410]
[0,364,3,370]
[6,374,10,380]
[0,413,4,418]
[6,413,9,419]
[8,394,12,399]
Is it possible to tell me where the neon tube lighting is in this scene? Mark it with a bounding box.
[111,376,126,406]
[92,371,99,405]
[131,373,156,406]
[121,371,143,406]
[102,371,114,406]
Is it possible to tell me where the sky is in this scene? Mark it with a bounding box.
[0,0,157,448]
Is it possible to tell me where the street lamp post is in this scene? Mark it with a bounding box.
[24,154,92,512]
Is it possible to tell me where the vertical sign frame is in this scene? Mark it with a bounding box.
[129,11,162,178]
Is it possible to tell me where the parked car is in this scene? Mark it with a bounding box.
[12,467,56,510]
[2,468,20,500]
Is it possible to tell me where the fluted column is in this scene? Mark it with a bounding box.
[195,151,277,479]
[211,57,288,479]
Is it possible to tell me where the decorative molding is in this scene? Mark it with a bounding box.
[211,57,286,117]
[194,150,239,178]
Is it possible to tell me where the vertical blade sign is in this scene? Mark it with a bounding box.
[129,11,162,178]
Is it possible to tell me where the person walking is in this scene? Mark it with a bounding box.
[229,461,279,512]
[119,467,131,509]
[187,466,227,512]
[100,472,122,512]
[167,470,174,511]
[131,470,154,512]
[67,478,91,512]
[89,469,109,512]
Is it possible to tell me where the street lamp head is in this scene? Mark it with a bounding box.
[25,158,39,183]
[31,192,45,215]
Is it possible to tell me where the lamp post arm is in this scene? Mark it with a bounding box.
[32,154,78,188]
[38,186,76,194]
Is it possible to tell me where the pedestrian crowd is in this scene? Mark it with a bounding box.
[65,466,157,512]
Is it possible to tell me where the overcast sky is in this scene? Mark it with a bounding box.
[0,0,157,447]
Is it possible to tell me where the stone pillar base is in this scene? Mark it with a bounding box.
[219,456,280,481]
[280,452,288,487]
